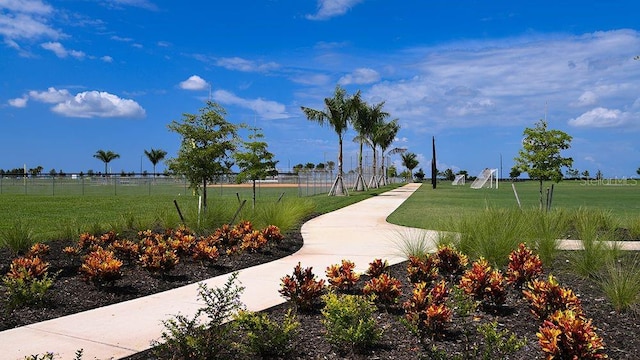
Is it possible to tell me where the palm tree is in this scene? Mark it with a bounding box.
[401,152,419,183]
[93,150,120,175]
[144,148,167,178]
[364,109,392,189]
[376,119,400,186]
[351,100,390,191]
[301,85,358,196]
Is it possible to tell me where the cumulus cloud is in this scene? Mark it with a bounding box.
[40,41,85,59]
[28,87,71,103]
[338,68,380,85]
[8,96,28,107]
[215,57,279,73]
[179,75,209,91]
[101,55,113,62]
[306,0,364,20]
[51,91,145,118]
[213,90,289,120]
[568,107,631,128]
[9,87,145,118]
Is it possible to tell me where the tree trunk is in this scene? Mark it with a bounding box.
[252,180,256,209]
[203,178,208,212]
[538,179,543,211]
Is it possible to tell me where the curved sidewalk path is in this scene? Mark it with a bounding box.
[1,183,426,360]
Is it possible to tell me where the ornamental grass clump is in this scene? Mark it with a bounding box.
[0,220,37,256]
[598,256,640,313]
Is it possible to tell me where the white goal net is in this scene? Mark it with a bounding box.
[470,168,498,189]
[452,174,466,185]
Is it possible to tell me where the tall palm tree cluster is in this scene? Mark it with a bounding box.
[93,148,167,176]
[301,85,402,196]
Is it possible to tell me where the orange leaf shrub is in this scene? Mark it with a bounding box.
[326,259,360,292]
[407,255,439,285]
[403,280,452,337]
[80,248,123,283]
[363,273,402,306]
[537,310,607,359]
[366,258,389,278]
[279,262,325,311]
[6,256,50,280]
[523,275,582,320]
[433,244,468,277]
[459,257,506,307]
[507,243,544,288]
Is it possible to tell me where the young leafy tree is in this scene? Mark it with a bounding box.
[233,128,278,208]
[93,150,120,175]
[401,152,419,182]
[301,85,359,196]
[166,101,238,211]
[513,119,573,209]
[144,148,167,178]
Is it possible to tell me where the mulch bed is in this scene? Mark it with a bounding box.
[1,217,639,359]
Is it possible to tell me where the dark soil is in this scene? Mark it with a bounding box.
[1,218,639,359]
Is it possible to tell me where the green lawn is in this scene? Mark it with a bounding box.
[0,184,402,243]
[387,180,640,230]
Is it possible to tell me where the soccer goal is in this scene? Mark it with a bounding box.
[452,174,466,185]
[470,168,498,189]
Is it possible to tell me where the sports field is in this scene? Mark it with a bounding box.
[387,179,640,230]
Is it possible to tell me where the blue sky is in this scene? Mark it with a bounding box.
[2,0,639,178]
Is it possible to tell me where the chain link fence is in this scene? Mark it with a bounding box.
[0,171,403,197]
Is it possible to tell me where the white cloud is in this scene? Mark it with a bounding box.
[8,96,27,107]
[213,90,289,120]
[215,57,279,73]
[41,41,85,59]
[291,73,332,86]
[306,0,364,20]
[359,29,640,131]
[338,68,380,85]
[179,75,209,91]
[0,0,59,45]
[568,107,631,128]
[28,87,71,103]
[51,91,145,118]
[101,55,113,62]
[572,91,598,107]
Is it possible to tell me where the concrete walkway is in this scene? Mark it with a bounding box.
[1,183,426,360]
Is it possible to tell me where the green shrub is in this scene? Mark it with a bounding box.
[233,309,299,358]
[0,220,37,255]
[153,272,245,359]
[475,321,526,360]
[321,292,382,354]
[3,273,55,310]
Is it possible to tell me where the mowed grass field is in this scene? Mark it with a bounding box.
[387,179,640,230]
[0,182,403,242]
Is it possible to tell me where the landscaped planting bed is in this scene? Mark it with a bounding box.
[2,218,639,359]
